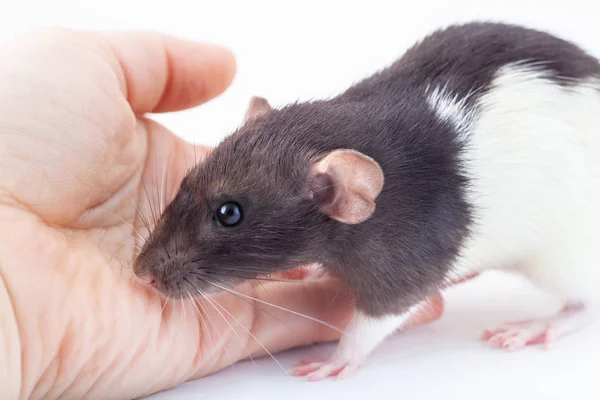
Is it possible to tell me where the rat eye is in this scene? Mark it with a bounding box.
[214,202,243,227]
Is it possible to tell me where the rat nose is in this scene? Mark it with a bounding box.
[137,274,156,287]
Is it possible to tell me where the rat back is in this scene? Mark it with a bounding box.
[371,23,600,302]
[305,22,600,310]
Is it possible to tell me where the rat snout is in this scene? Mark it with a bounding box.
[136,273,156,287]
[133,243,192,297]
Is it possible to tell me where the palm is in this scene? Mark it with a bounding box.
[0,29,352,399]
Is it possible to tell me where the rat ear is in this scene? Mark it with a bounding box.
[243,96,272,123]
[308,149,384,224]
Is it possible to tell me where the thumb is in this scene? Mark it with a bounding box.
[101,30,237,114]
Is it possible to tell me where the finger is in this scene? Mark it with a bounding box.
[404,293,445,328]
[101,31,236,114]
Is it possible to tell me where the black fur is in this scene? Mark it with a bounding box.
[345,22,600,106]
[134,22,600,316]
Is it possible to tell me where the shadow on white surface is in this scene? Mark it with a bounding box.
[145,272,599,399]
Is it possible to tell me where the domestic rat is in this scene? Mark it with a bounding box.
[134,21,600,380]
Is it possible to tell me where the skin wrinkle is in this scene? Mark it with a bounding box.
[37,321,70,399]
[16,224,68,399]
[242,289,259,359]
[136,119,160,231]
[65,151,142,232]
[13,35,129,149]
[190,303,210,375]
[0,260,22,399]
[61,113,141,230]
[189,298,230,377]
[2,112,137,230]
[95,35,130,107]
[38,243,84,399]
[51,254,122,399]
[79,299,139,399]
[151,315,194,393]
[0,190,46,225]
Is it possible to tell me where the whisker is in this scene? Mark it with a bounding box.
[154,164,161,224]
[193,137,198,166]
[187,274,294,328]
[160,289,172,314]
[187,291,215,350]
[130,199,152,236]
[184,278,240,367]
[160,156,169,214]
[176,282,187,321]
[191,271,305,285]
[137,165,158,228]
[182,145,190,172]
[210,290,288,375]
[189,289,237,369]
[116,215,146,244]
[187,280,258,367]
[206,281,345,335]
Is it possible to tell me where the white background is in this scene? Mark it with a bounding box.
[1,1,599,399]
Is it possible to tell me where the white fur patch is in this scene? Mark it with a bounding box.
[426,83,476,139]
[330,304,423,363]
[431,63,600,302]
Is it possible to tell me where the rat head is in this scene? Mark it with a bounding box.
[133,97,384,298]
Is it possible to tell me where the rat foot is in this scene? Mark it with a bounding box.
[481,302,589,350]
[291,358,362,381]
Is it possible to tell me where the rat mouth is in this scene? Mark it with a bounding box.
[134,265,237,299]
[134,252,280,300]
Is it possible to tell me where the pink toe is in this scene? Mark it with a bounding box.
[307,366,334,381]
[291,362,324,376]
[502,336,527,351]
[481,329,496,341]
[337,363,360,380]
[298,359,321,365]
[489,332,510,347]
[307,363,347,381]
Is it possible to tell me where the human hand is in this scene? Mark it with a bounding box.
[0,28,358,399]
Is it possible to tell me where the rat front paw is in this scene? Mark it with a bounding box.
[291,358,362,381]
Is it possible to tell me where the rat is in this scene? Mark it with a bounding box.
[134,21,600,381]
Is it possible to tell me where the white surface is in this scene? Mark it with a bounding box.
[1,1,599,399]
[146,272,600,400]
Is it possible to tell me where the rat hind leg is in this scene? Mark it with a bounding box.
[481,301,589,350]
[481,250,593,351]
